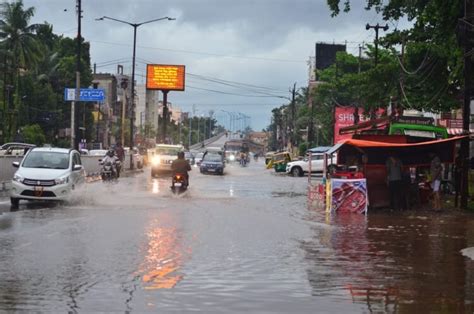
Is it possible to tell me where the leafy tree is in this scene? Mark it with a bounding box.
[0,0,44,139]
[326,0,465,113]
[21,123,45,145]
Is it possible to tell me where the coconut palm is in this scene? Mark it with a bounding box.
[0,0,44,140]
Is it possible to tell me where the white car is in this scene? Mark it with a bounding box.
[150,144,184,176]
[10,147,86,207]
[285,153,337,177]
[89,149,108,156]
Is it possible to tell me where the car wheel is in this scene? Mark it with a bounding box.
[291,167,303,177]
[10,197,19,209]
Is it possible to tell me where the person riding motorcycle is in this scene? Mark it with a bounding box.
[101,148,120,178]
[171,151,192,186]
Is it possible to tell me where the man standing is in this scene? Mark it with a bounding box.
[430,153,442,211]
[385,155,404,210]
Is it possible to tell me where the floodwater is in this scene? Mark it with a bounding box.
[1,160,474,313]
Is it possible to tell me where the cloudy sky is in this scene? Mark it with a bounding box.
[24,0,391,131]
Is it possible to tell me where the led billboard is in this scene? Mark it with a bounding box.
[146,64,185,91]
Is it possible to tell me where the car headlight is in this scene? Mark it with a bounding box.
[13,174,24,183]
[152,156,161,165]
[55,176,69,185]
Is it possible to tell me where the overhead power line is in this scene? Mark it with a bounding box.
[90,39,306,63]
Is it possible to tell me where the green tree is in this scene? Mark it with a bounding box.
[0,0,44,140]
[326,0,464,113]
[21,123,45,145]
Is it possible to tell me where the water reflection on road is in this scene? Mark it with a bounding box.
[1,160,474,312]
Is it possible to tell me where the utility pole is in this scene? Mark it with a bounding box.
[71,0,82,149]
[290,83,296,148]
[188,111,192,147]
[460,0,473,209]
[366,23,389,66]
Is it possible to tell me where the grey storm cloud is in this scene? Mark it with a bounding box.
[23,0,380,130]
[29,0,375,52]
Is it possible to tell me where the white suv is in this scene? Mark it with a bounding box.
[150,144,184,176]
[10,147,86,207]
[285,153,337,177]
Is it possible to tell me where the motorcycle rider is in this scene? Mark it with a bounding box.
[101,148,120,178]
[171,151,191,186]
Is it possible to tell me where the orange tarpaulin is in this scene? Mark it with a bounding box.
[327,136,468,166]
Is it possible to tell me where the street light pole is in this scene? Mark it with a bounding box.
[96,15,175,170]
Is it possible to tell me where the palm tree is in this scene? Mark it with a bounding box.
[0,0,43,140]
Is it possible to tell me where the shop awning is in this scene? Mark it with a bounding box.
[447,128,473,135]
[325,136,468,166]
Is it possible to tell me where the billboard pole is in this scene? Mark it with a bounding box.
[162,90,169,143]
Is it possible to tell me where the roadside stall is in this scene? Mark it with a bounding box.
[322,136,467,211]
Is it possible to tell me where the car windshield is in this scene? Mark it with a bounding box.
[22,151,70,169]
[156,148,181,156]
[204,154,222,162]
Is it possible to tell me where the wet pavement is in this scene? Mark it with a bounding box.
[1,160,474,313]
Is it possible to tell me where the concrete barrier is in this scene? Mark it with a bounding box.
[0,153,139,192]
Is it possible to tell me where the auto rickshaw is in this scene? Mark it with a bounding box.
[267,151,292,172]
[265,151,276,166]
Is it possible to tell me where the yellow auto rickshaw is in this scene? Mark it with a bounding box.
[265,151,276,166]
[267,151,292,172]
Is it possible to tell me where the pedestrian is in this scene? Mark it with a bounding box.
[429,152,442,211]
[385,155,404,210]
[115,142,125,162]
[454,150,462,208]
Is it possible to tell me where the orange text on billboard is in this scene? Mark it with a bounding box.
[146,64,185,91]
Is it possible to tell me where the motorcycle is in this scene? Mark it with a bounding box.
[240,154,249,167]
[171,173,188,194]
[100,160,120,182]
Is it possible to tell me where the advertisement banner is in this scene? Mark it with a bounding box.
[146,64,185,91]
[333,106,385,144]
[328,179,368,214]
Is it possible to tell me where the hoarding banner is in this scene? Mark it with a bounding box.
[146,64,185,91]
[329,179,368,214]
[333,106,385,144]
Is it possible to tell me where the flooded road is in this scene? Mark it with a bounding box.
[1,160,474,313]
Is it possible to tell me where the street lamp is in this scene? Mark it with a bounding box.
[96,15,175,169]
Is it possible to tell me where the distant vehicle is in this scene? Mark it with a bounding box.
[200,152,225,175]
[150,144,184,177]
[185,151,195,165]
[10,147,86,208]
[89,149,108,156]
[205,146,224,154]
[79,149,89,155]
[0,142,36,156]
[194,152,204,167]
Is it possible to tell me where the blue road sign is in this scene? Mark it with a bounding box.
[64,88,105,102]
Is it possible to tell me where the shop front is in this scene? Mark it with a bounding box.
[321,136,467,210]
